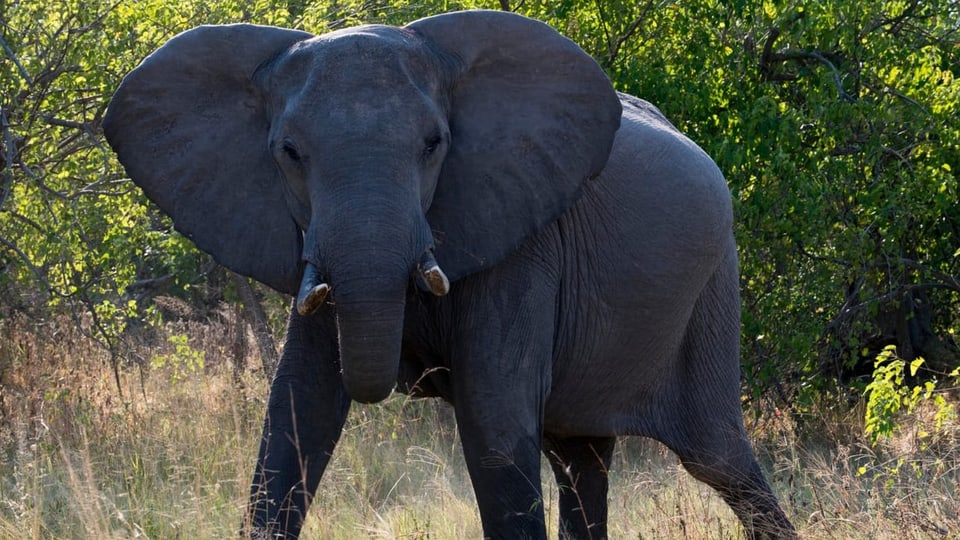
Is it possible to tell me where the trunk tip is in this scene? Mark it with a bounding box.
[343,379,395,404]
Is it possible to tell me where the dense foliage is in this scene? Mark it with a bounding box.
[2,0,957,414]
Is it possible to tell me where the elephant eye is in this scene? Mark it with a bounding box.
[422,134,443,159]
[282,141,302,163]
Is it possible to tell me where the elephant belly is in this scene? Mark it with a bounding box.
[396,342,452,400]
[543,287,700,438]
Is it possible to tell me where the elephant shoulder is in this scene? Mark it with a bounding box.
[609,93,725,191]
[599,93,733,243]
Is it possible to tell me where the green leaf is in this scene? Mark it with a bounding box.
[909,358,925,377]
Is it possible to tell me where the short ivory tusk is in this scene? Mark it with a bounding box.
[418,251,450,297]
[296,263,330,316]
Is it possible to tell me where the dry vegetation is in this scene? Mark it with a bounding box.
[1,314,958,539]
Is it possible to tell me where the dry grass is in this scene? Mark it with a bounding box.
[1,314,958,539]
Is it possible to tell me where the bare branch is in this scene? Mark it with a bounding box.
[74,176,135,198]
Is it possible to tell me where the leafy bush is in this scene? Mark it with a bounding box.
[864,345,957,446]
[150,334,207,383]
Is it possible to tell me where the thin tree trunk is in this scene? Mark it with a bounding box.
[230,271,279,380]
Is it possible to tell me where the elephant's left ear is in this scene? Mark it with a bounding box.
[407,10,621,281]
[103,24,313,295]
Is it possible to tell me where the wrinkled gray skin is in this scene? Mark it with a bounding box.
[103,10,795,539]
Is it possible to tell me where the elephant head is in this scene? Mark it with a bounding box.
[103,10,621,403]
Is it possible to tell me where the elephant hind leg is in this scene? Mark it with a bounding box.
[663,247,795,539]
[675,437,796,539]
[543,435,616,540]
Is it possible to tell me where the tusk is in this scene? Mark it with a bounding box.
[417,250,450,297]
[296,263,330,316]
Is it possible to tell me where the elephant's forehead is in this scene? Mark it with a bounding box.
[272,29,440,125]
[282,26,428,83]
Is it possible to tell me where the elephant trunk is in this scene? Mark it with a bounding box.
[308,190,429,403]
[335,297,406,403]
[319,249,410,403]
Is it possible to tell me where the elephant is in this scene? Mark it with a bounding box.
[103,9,796,540]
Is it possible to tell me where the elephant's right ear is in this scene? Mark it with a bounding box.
[103,24,312,295]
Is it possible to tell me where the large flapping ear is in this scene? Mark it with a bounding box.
[103,24,312,294]
[407,10,622,281]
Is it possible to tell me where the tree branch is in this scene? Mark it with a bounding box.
[0,233,50,291]
[41,114,89,130]
[600,1,658,69]
[862,0,923,37]
[0,35,34,86]
[767,49,856,102]
[0,108,15,211]
[795,239,851,267]
[901,258,960,293]
[592,0,612,61]
[883,86,929,114]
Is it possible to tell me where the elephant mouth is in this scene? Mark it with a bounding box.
[296,249,449,316]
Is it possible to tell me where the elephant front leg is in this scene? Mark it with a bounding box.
[456,413,546,539]
[247,307,351,539]
[448,281,557,539]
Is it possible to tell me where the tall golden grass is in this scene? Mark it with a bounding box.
[1,313,957,539]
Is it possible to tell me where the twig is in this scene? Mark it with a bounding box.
[126,274,176,292]
[77,292,125,398]
[759,26,854,103]
[768,49,855,101]
[41,114,89,130]
[795,240,851,267]
[9,211,46,234]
